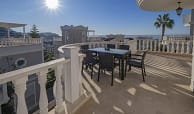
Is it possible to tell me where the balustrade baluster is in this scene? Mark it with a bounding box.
[138,40,141,51]
[187,41,190,54]
[150,40,153,51]
[181,42,185,54]
[142,40,145,50]
[147,40,149,50]
[176,41,180,53]
[171,42,174,53]
[55,64,66,114]
[154,40,157,51]
[38,70,49,114]
[13,77,28,114]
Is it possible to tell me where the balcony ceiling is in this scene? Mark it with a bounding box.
[137,0,194,12]
[0,22,26,28]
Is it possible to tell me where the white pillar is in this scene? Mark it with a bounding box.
[154,40,157,51]
[147,40,149,50]
[138,40,141,51]
[55,64,66,114]
[171,42,174,53]
[190,9,194,92]
[13,77,28,114]
[181,42,185,54]
[62,46,82,103]
[158,40,160,52]
[150,40,153,51]
[176,41,179,53]
[38,70,49,114]
[167,42,170,53]
[142,40,145,50]
[187,41,190,54]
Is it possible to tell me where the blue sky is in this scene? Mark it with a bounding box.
[0,0,191,35]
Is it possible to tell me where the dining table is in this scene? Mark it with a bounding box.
[88,48,130,80]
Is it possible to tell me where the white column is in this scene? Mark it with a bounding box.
[13,77,28,114]
[154,40,157,51]
[62,46,82,103]
[55,64,66,114]
[162,43,165,52]
[138,40,141,51]
[38,70,49,114]
[171,42,174,53]
[158,40,160,52]
[142,40,145,50]
[167,42,170,53]
[147,40,149,50]
[190,9,194,92]
[181,42,185,54]
[187,41,190,54]
[176,41,179,53]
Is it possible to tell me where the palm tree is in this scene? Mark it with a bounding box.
[154,13,174,40]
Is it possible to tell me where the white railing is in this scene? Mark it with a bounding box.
[136,39,193,55]
[0,38,41,47]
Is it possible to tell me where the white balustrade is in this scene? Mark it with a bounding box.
[167,42,170,53]
[138,40,141,50]
[181,42,185,54]
[147,40,149,50]
[154,40,157,51]
[187,42,190,54]
[171,42,175,53]
[38,70,49,114]
[150,40,153,51]
[142,40,145,50]
[176,41,180,53]
[0,38,41,47]
[13,76,28,114]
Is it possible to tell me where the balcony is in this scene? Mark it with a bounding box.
[0,39,194,114]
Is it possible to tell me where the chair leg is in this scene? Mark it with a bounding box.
[141,68,145,82]
[125,61,127,77]
[91,66,93,79]
[98,67,100,82]
[119,59,121,77]
[111,70,114,86]
[81,63,84,73]
[128,65,131,71]
[143,66,146,76]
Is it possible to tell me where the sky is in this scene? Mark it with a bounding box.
[0,0,191,35]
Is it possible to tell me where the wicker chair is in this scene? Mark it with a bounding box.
[127,51,147,82]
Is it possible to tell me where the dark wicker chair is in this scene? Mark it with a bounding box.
[127,51,147,82]
[82,51,98,79]
[80,44,89,54]
[107,44,115,49]
[98,53,116,86]
[119,45,130,50]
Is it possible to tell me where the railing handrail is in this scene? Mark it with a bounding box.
[0,58,69,84]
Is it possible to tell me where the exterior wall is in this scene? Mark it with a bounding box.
[61,25,88,44]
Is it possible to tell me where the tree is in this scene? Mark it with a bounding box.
[154,13,174,40]
[30,25,40,38]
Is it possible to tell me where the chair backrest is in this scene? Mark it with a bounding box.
[107,44,115,49]
[83,51,96,63]
[98,53,114,71]
[80,44,89,54]
[141,51,148,63]
[119,45,130,50]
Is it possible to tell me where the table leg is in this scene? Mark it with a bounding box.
[121,57,124,80]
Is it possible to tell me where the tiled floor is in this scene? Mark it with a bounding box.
[75,54,194,114]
